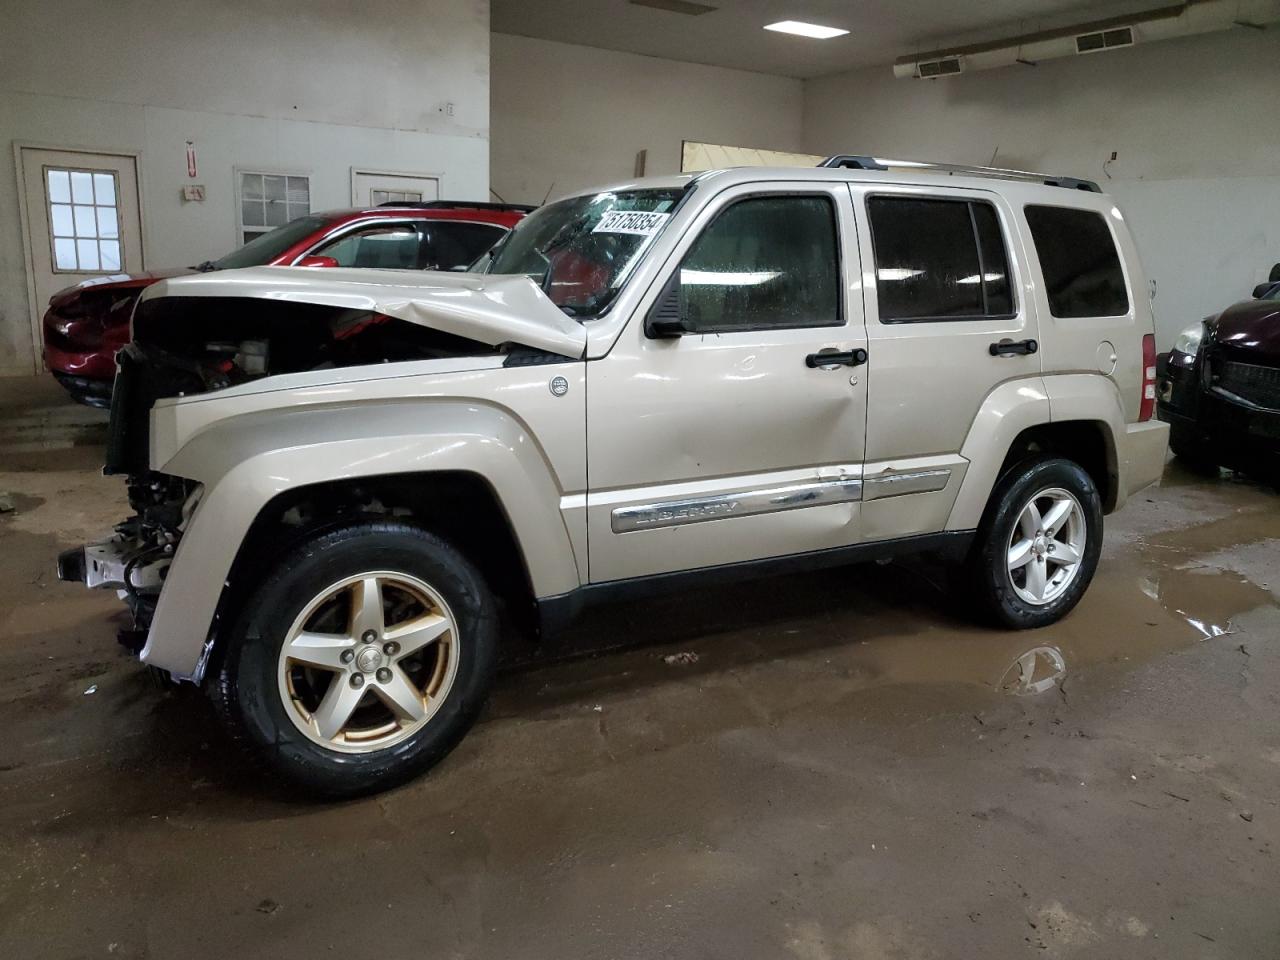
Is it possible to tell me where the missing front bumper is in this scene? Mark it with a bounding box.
[56,537,167,590]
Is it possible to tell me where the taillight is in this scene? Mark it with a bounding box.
[1140,333,1156,421]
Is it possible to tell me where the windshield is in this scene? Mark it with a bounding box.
[481,188,683,316]
[211,216,330,270]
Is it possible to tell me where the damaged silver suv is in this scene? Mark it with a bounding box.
[61,158,1169,797]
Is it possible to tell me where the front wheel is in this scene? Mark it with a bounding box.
[964,458,1103,629]
[211,521,499,799]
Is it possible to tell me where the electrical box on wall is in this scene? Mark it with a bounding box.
[181,185,206,202]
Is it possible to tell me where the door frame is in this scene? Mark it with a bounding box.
[349,166,443,206]
[14,141,148,374]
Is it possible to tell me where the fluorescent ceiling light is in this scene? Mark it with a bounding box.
[763,20,849,39]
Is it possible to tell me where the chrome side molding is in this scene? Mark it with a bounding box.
[862,468,951,501]
[611,476,863,533]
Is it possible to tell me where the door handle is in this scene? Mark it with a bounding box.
[989,338,1038,357]
[806,348,868,368]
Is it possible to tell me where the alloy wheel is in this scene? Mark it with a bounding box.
[1006,486,1087,606]
[276,571,459,753]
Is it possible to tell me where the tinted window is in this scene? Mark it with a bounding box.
[212,216,329,270]
[677,195,840,333]
[972,203,1013,316]
[317,224,421,269]
[868,197,1014,322]
[422,222,506,270]
[1024,205,1129,318]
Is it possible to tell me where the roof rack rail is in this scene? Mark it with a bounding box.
[817,155,1101,193]
[375,200,538,212]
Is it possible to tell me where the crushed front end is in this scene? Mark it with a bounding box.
[55,281,522,678]
[57,344,204,656]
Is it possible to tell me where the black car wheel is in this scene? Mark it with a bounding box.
[964,457,1104,629]
[211,521,499,799]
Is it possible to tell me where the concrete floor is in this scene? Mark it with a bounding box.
[1,375,1277,959]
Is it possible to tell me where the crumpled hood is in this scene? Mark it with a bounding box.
[138,266,587,358]
[1208,297,1280,365]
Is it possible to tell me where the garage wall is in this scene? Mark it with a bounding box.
[0,0,491,376]
[802,28,1280,345]
[490,34,804,206]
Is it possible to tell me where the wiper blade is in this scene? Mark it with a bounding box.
[193,260,219,273]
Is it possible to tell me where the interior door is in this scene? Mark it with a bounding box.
[19,147,144,371]
[586,183,868,583]
[351,170,440,207]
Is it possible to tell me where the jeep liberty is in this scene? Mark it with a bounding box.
[59,157,1169,796]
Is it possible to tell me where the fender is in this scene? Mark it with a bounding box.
[947,377,1051,530]
[1042,373,1127,511]
[140,401,583,679]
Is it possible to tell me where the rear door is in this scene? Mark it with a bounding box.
[585,182,868,583]
[851,184,1042,540]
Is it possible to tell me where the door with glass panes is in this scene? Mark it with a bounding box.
[19,147,144,372]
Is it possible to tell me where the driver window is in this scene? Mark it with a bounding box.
[677,195,841,333]
[315,224,421,269]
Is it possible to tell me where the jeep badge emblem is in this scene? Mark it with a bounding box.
[549,375,569,397]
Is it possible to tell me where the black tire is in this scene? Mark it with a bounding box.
[964,457,1104,629]
[210,520,499,799]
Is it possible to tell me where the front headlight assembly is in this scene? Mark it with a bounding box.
[1172,322,1204,357]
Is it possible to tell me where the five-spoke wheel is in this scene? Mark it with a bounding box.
[278,573,459,752]
[1005,487,1086,606]
[213,521,498,799]
[965,457,1102,629]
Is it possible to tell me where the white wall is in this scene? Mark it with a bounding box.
[0,0,491,376]
[490,34,804,206]
[803,28,1280,346]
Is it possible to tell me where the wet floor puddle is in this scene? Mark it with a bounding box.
[501,517,1278,714]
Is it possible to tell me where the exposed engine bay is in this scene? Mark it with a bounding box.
[131,295,501,396]
[67,295,507,655]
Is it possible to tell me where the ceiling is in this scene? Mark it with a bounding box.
[491,0,1170,77]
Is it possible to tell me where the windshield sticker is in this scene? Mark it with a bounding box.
[592,211,670,237]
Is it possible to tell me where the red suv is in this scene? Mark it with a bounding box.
[42,201,531,406]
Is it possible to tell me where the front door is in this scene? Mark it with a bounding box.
[351,170,440,207]
[586,183,868,583]
[19,147,144,372]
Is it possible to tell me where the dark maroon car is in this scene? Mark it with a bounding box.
[42,201,531,406]
[1156,269,1280,475]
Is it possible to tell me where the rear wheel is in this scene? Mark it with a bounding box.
[211,521,498,799]
[964,458,1103,629]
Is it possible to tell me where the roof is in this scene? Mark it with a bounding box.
[559,161,1113,206]
[313,205,528,229]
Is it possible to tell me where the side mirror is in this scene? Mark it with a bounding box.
[296,255,339,268]
[1253,282,1277,300]
[645,273,691,338]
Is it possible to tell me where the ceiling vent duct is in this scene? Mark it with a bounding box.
[894,0,1280,79]
[1075,26,1135,53]
[916,56,964,78]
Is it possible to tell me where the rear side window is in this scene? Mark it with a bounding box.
[1024,205,1129,318]
[868,197,1014,322]
[422,222,507,270]
[677,194,841,333]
